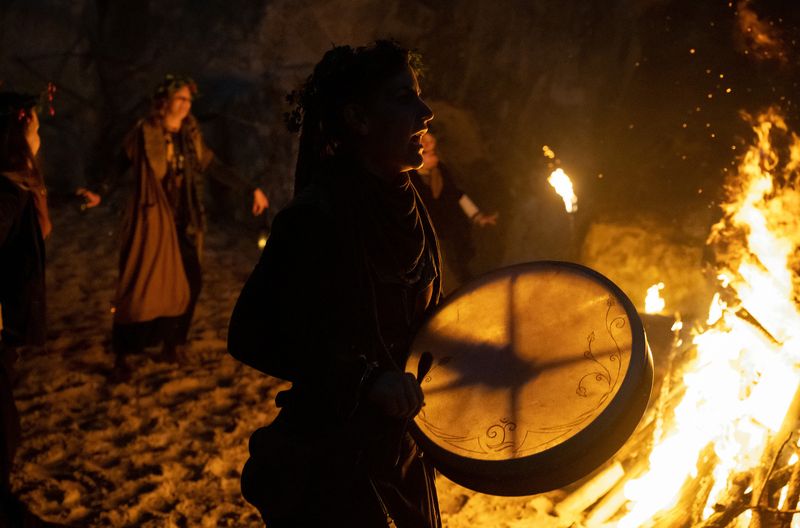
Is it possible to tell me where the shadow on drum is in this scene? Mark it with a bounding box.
[418,336,619,396]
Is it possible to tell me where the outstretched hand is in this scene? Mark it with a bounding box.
[474,211,499,227]
[367,371,425,419]
[252,188,269,216]
[76,188,101,208]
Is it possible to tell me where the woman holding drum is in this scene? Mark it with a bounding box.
[228,40,441,527]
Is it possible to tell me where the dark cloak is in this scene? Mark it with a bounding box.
[229,158,443,527]
[113,115,212,324]
[410,163,475,283]
[0,174,46,347]
[0,173,46,495]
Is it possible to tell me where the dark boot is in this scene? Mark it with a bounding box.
[161,341,188,365]
[1,492,72,527]
[108,353,131,384]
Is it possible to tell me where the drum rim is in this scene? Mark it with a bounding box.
[408,260,654,496]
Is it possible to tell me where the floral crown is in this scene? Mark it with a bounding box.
[153,74,198,101]
[284,40,423,134]
[0,83,57,121]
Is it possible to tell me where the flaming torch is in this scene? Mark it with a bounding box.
[547,166,579,259]
[547,168,578,213]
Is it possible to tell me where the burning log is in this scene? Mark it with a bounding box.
[582,479,629,528]
[645,442,718,528]
[554,461,625,519]
[582,457,649,527]
[695,465,800,527]
[750,378,800,527]
[697,472,752,528]
[750,440,784,528]
[777,449,800,527]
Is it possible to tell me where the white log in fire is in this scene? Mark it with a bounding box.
[610,108,800,527]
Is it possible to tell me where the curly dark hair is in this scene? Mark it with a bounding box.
[0,91,39,174]
[288,40,424,195]
[150,74,198,119]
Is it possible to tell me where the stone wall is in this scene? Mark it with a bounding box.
[581,213,717,318]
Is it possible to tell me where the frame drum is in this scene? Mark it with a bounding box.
[406,261,653,496]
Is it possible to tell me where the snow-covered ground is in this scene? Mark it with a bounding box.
[10,202,560,527]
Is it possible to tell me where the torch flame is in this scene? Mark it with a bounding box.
[616,108,800,527]
[548,168,578,213]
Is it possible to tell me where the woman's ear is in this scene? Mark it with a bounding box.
[342,103,370,136]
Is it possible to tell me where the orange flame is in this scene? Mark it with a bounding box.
[617,108,800,526]
[644,283,666,314]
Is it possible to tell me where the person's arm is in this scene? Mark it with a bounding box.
[441,163,498,226]
[78,131,135,208]
[228,204,373,419]
[204,157,269,215]
[459,194,498,226]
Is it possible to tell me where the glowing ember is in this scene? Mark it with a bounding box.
[644,282,666,314]
[617,108,800,526]
[547,168,578,213]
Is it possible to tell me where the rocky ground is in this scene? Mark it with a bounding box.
[9,201,563,527]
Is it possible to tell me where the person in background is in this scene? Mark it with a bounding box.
[228,40,441,527]
[78,75,269,381]
[410,131,497,292]
[0,91,66,528]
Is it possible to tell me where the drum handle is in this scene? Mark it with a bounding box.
[390,351,435,467]
[417,351,433,383]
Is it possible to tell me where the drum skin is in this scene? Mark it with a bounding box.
[407,261,653,496]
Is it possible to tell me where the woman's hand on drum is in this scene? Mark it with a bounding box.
[367,371,424,419]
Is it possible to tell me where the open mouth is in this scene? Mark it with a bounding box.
[410,129,428,148]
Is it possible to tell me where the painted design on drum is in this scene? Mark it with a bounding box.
[575,298,625,404]
[575,297,626,405]
[415,292,631,458]
[416,411,490,455]
[485,418,517,451]
[509,295,629,456]
[417,409,575,457]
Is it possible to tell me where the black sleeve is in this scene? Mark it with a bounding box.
[228,204,372,418]
[205,156,257,195]
[85,128,135,196]
[94,151,133,195]
[439,163,465,201]
[0,189,20,247]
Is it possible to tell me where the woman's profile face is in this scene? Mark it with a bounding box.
[358,65,434,177]
[166,85,193,123]
[25,109,40,157]
[421,132,438,170]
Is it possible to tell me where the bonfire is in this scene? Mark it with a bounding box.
[553,108,800,528]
